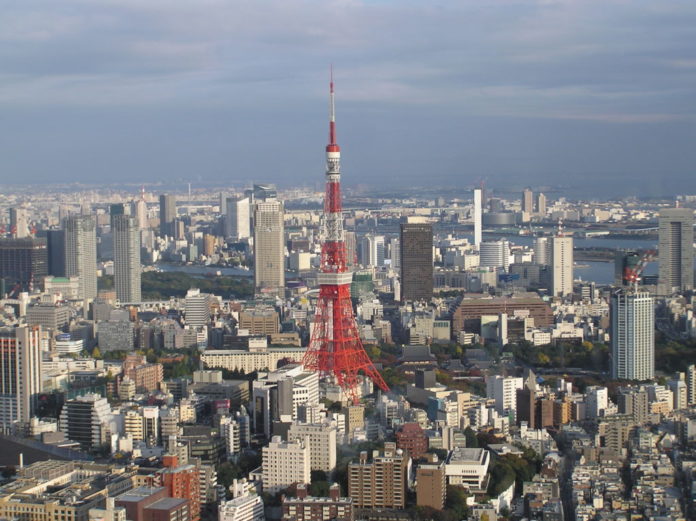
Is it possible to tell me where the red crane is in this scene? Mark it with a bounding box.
[302,72,389,404]
[623,249,656,286]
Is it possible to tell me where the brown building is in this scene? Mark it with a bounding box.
[202,234,216,256]
[158,455,201,521]
[396,423,428,460]
[282,483,354,521]
[516,387,536,429]
[537,398,555,429]
[348,443,408,510]
[238,309,280,336]
[400,218,434,302]
[123,353,164,393]
[116,486,190,521]
[416,454,446,510]
[452,297,553,333]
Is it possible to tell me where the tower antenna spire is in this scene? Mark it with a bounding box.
[329,65,336,146]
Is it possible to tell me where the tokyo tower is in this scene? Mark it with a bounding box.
[302,73,389,404]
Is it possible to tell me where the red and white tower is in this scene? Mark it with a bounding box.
[302,73,389,404]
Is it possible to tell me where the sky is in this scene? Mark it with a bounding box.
[1,0,695,197]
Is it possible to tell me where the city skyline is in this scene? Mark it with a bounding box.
[1,1,695,196]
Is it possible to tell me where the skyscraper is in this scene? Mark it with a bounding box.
[535,193,547,216]
[159,194,177,236]
[522,188,534,215]
[253,199,285,292]
[611,290,654,381]
[551,235,573,297]
[359,234,385,267]
[9,208,29,238]
[0,325,42,430]
[225,196,251,241]
[0,238,48,290]
[64,215,97,300]
[658,208,694,295]
[133,187,148,230]
[473,188,482,248]
[45,229,66,276]
[533,237,549,266]
[400,217,433,302]
[111,205,141,302]
[479,239,510,271]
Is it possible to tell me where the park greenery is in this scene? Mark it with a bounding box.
[99,271,253,299]
[510,340,609,370]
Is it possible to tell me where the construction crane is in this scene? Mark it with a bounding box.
[622,249,656,288]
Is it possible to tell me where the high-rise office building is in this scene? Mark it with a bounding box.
[64,215,97,301]
[45,229,66,276]
[473,188,483,248]
[534,237,549,266]
[0,238,48,290]
[611,290,654,381]
[0,326,42,431]
[184,288,211,328]
[535,193,547,216]
[159,194,177,236]
[9,208,29,239]
[253,200,285,292]
[111,205,141,303]
[658,208,694,295]
[389,237,401,269]
[133,194,148,230]
[551,235,573,297]
[480,239,510,271]
[522,188,534,214]
[59,393,112,451]
[225,196,251,241]
[359,234,385,267]
[400,217,433,302]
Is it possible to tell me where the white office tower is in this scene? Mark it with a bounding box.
[0,326,42,430]
[9,208,29,238]
[390,237,401,269]
[133,199,148,230]
[479,240,510,271]
[219,479,265,521]
[64,215,98,300]
[184,288,211,327]
[288,422,337,472]
[219,415,241,459]
[112,213,142,302]
[253,200,285,293]
[261,435,311,494]
[687,365,696,406]
[226,196,251,241]
[658,208,694,295]
[585,386,609,419]
[551,235,573,297]
[359,234,385,267]
[473,188,482,248]
[611,291,654,381]
[533,237,549,265]
[486,375,523,416]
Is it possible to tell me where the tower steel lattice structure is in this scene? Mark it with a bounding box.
[302,73,389,404]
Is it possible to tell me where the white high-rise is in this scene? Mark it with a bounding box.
[261,435,311,494]
[359,234,385,267]
[185,288,211,328]
[253,200,285,292]
[226,196,251,241]
[479,240,510,271]
[611,291,654,381]
[486,375,523,415]
[288,422,337,473]
[112,210,141,303]
[9,208,29,238]
[473,188,482,248]
[533,237,549,266]
[64,215,97,300]
[551,236,573,297]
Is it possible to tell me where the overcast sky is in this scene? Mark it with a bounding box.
[1,0,695,196]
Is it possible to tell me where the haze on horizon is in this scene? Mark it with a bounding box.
[1,0,695,197]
